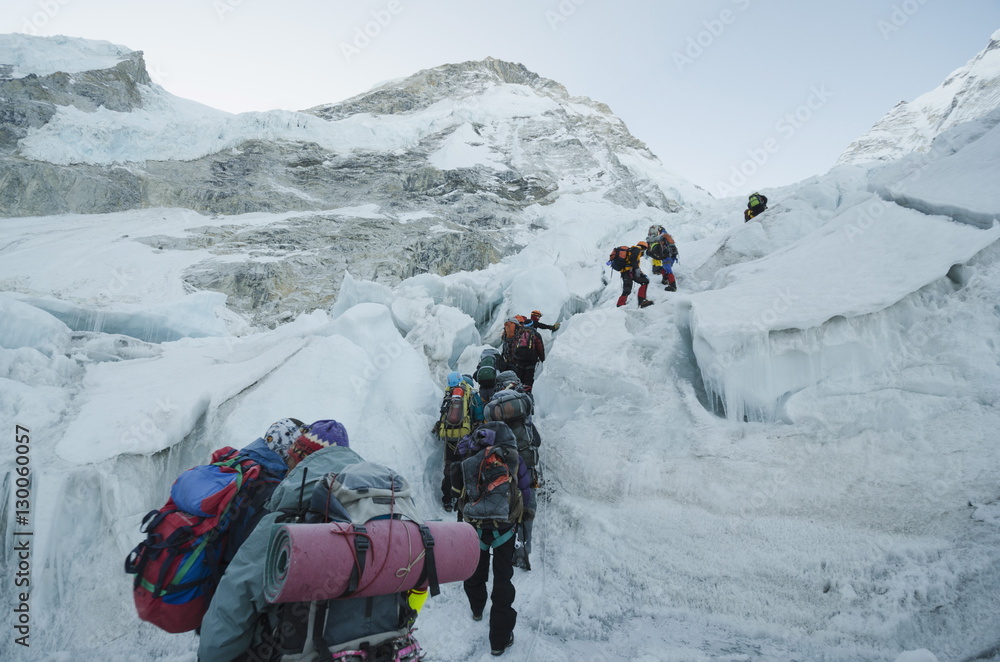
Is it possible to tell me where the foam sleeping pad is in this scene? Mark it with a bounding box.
[264,519,480,603]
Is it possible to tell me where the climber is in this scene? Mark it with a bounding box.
[744,192,768,222]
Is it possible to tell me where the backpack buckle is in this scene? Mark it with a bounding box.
[352,524,370,553]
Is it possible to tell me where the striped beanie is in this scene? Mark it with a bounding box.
[287,419,350,465]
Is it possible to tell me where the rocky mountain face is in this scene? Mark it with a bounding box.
[837,30,1000,165]
[0,47,150,214]
[0,36,700,325]
[305,57,678,210]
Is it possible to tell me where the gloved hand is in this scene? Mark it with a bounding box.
[522,508,535,522]
[552,322,561,331]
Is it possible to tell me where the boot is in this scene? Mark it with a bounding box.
[639,299,654,308]
[616,295,628,307]
[664,283,676,292]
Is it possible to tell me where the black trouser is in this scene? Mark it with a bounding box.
[618,269,650,307]
[512,362,537,392]
[621,268,649,296]
[464,526,517,651]
[441,441,458,504]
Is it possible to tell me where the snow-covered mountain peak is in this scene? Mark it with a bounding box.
[304,56,663,173]
[837,30,1000,165]
[307,57,575,121]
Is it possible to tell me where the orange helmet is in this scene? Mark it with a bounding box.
[637,241,649,250]
[531,310,542,319]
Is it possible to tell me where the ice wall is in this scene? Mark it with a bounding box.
[869,108,1000,229]
[13,292,232,343]
[678,195,1000,422]
[0,297,443,660]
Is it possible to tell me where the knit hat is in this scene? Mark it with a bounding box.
[264,417,304,460]
[287,419,350,465]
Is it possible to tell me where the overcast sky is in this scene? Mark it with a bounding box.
[6,0,1000,197]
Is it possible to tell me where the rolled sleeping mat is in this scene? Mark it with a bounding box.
[264,519,480,604]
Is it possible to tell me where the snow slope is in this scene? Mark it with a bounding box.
[2,162,999,662]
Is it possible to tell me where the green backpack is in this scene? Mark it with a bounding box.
[475,349,500,387]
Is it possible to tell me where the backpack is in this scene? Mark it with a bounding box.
[484,389,533,424]
[608,245,630,271]
[511,326,539,364]
[435,383,472,443]
[475,348,500,387]
[483,392,540,471]
[494,370,523,393]
[502,318,520,342]
[271,462,430,661]
[749,193,766,209]
[125,447,279,633]
[456,429,524,525]
[647,241,665,261]
[613,246,642,272]
[501,317,524,364]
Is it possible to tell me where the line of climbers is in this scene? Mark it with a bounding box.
[607,224,680,308]
[124,203,773,660]
[432,310,557,656]
[125,310,560,660]
[126,417,487,660]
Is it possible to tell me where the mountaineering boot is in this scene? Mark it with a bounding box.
[616,295,628,307]
[491,633,514,656]
[665,283,677,292]
[639,299,654,308]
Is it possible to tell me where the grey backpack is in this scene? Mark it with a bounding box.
[276,462,431,660]
[458,432,523,525]
[484,391,540,469]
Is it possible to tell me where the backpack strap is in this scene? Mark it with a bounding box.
[476,527,515,550]
[416,524,440,597]
[339,524,370,598]
[312,600,332,660]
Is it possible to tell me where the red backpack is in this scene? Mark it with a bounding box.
[125,447,277,633]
